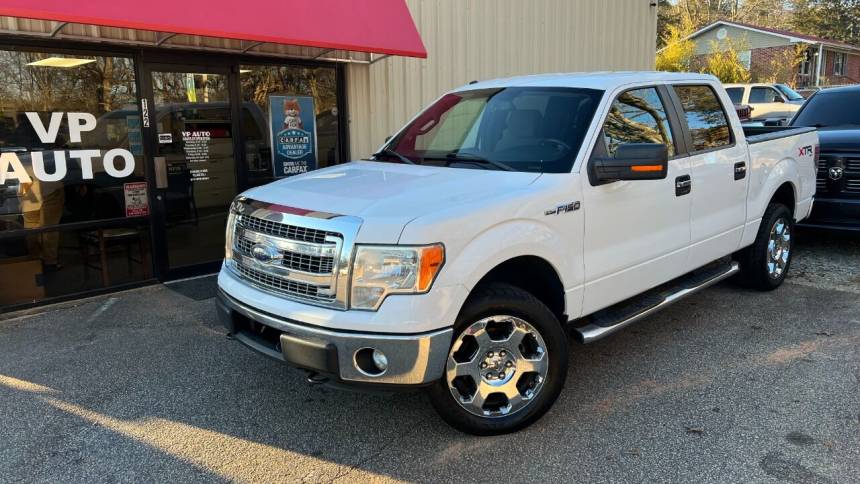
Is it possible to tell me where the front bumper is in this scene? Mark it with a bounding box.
[800,197,860,231]
[216,290,453,386]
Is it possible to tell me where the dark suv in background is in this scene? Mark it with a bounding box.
[790,85,860,231]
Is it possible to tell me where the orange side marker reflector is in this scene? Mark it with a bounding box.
[631,165,663,172]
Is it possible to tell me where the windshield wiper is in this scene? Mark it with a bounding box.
[371,148,415,165]
[442,152,515,172]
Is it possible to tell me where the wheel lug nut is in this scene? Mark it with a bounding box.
[480,362,488,369]
[499,372,505,379]
[499,350,507,357]
[487,351,494,357]
[505,361,513,368]
[486,373,493,379]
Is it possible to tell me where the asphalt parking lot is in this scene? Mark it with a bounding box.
[1,229,858,483]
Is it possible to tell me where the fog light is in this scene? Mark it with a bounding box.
[372,350,388,372]
[354,347,388,376]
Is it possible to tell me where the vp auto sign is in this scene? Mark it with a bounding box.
[0,112,137,184]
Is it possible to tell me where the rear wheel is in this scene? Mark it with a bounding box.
[427,283,568,435]
[736,203,794,290]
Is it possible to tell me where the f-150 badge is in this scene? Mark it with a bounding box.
[545,201,580,216]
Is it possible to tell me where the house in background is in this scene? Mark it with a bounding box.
[686,20,860,88]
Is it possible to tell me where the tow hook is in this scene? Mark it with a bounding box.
[305,371,329,385]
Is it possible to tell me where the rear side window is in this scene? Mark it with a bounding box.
[602,87,676,157]
[749,87,780,103]
[725,87,744,104]
[673,85,732,152]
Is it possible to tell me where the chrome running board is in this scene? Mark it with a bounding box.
[573,260,740,344]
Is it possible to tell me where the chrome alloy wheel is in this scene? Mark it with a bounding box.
[446,315,549,417]
[767,217,791,279]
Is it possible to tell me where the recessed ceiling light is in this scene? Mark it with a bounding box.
[27,57,96,68]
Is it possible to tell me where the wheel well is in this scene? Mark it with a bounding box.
[770,182,796,216]
[472,256,566,322]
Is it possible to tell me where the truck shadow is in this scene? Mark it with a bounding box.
[1,272,858,482]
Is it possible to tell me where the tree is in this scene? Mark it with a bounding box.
[791,0,860,45]
[658,0,794,46]
[656,17,696,71]
[701,39,752,82]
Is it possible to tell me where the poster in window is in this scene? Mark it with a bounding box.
[269,95,318,177]
[123,182,149,217]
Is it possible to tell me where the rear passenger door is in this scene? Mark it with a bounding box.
[670,84,749,269]
[581,86,692,314]
[749,86,789,120]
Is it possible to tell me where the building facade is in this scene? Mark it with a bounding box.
[0,0,657,310]
[687,20,860,88]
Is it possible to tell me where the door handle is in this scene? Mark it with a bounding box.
[734,161,747,180]
[675,175,691,196]
[154,156,168,189]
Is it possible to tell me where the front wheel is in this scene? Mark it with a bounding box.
[427,283,568,435]
[736,203,794,290]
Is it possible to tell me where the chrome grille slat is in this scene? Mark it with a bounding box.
[234,263,334,302]
[238,214,337,243]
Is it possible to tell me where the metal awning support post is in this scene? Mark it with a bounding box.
[815,43,824,87]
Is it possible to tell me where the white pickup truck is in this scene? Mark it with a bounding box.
[216,72,818,435]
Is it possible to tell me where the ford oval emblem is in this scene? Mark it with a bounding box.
[251,243,280,263]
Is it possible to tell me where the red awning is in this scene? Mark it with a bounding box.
[0,0,426,58]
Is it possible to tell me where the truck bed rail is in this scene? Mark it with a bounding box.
[743,126,817,145]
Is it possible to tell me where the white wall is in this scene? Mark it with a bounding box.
[347,0,658,159]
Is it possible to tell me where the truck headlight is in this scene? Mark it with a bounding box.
[350,244,445,310]
[224,196,245,261]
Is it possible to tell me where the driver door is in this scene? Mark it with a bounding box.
[580,86,692,314]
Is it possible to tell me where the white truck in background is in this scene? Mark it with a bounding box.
[724,83,807,122]
[216,72,818,435]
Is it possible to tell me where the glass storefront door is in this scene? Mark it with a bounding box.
[145,66,237,277]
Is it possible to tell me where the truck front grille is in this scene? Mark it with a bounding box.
[817,154,860,198]
[229,213,342,305]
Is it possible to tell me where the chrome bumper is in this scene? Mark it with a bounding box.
[216,290,452,386]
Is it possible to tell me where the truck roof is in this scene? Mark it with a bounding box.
[458,71,718,92]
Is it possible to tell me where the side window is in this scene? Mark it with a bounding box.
[725,87,744,104]
[673,85,732,152]
[602,87,676,157]
[749,87,780,103]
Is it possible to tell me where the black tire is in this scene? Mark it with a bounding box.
[427,282,569,435]
[735,203,794,290]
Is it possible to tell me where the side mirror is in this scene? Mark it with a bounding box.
[773,97,785,103]
[385,135,392,142]
[591,143,668,183]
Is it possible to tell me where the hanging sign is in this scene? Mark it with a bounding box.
[268,95,318,178]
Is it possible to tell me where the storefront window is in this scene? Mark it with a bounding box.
[0,48,150,307]
[239,65,340,187]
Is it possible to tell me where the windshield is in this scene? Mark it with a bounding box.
[791,90,860,127]
[375,87,603,173]
[774,84,804,101]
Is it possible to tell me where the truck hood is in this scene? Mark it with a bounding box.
[242,161,541,242]
[815,127,860,152]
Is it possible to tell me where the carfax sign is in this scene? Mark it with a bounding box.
[269,95,318,178]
